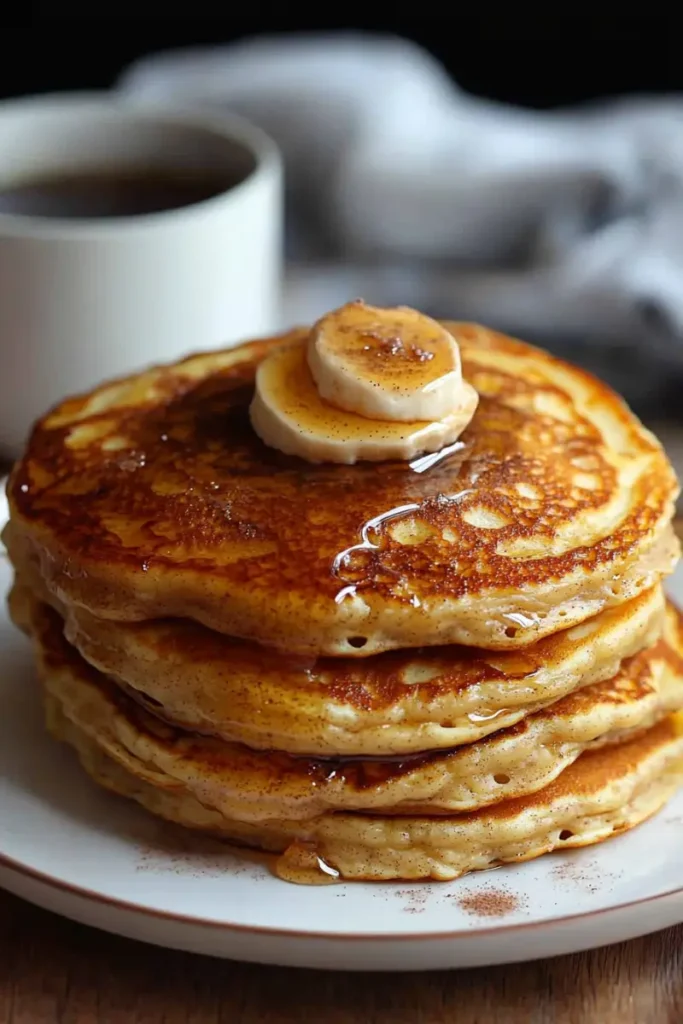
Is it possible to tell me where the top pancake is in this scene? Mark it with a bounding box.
[5,322,679,655]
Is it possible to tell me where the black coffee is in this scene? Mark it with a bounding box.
[0,168,240,219]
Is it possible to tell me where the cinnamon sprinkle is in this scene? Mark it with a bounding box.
[456,887,524,918]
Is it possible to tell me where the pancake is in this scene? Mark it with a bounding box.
[5,323,679,656]
[22,592,683,821]
[47,699,683,881]
[9,578,665,756]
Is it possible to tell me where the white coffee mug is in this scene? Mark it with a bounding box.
[0,93,282,458]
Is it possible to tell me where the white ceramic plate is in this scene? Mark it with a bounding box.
[1,527,683,971]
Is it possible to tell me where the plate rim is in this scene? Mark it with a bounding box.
[2,843,683,943]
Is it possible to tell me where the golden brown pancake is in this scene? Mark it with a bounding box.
[5,323,679,655]
[20,592,683,821]
[9,575,665,756]
[47,698,683,882]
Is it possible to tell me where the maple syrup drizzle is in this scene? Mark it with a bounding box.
[332,502,421,598]
[409,439,468,474]
[275,841,341,885]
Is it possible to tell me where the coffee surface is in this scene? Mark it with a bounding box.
[0,168,239,219]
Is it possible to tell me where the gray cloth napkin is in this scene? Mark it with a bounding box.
[119,32,683,412]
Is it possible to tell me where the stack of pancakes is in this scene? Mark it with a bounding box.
[5,322,683,882]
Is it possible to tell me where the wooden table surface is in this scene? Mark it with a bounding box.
[1,888,681,1023]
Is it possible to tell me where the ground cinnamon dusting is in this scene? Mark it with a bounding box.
[550,857,615,894]
[396,888,429,914]
[456,887,523,918]
[135,823,266,879]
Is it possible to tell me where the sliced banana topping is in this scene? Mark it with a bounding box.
[250,343,477,465]
[309,300,465,422]
[249,301,479,465]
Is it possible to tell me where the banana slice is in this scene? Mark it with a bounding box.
[250,342,478,465]
[308,300,465,422]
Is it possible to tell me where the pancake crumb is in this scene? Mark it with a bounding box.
[456,887,524,917]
